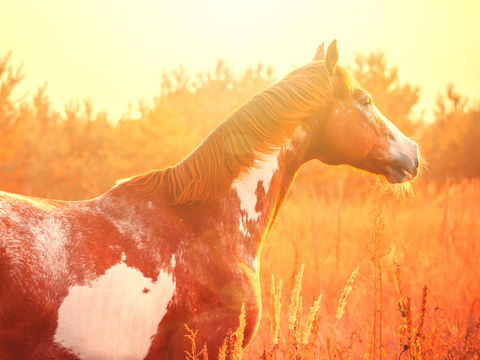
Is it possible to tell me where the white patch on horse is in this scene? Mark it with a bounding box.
[284,126,307,152]
[238,222,248,237]
[29,216,70,280]
[54,258,175,360]
[108,207,151,251]
[232,151,279,233]
[32,217,65,243]
[0,202,24,225]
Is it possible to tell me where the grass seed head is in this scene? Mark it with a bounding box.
[335,266,359,320]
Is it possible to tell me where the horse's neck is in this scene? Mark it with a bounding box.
[230,126,310,256]
[107,124,311,271]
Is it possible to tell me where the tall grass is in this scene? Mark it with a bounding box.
[187,176,480,359]
[251,175,480,358]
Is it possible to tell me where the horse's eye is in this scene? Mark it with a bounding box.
[360,98,372,107]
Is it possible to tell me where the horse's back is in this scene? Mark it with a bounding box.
[0,191,70,285]
[0,191,125,298]
[1,191,57,287]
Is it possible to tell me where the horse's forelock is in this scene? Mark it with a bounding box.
[335,64,360,94]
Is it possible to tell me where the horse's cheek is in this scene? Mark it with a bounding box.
[331,108,377,163]
[317,117,352,164]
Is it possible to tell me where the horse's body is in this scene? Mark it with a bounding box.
[0,41,420,359]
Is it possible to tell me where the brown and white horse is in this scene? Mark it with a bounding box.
[0,41,419,359]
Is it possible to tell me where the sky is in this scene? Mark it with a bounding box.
[1,0,479,121]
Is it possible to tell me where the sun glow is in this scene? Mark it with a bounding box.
[1,1,480,358]
[1,0,479,120]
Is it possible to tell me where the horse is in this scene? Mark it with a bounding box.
[0,40,420,359]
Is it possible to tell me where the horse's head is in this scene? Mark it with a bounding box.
[310,41,420,184]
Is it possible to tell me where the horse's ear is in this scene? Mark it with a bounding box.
[313,42,325,62]
[325,40,339,75]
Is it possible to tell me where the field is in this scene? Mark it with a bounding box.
[234,165,480,359]
[1,50,479,359]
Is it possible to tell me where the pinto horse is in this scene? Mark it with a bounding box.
[0,41,419,359]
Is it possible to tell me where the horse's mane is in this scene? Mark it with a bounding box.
[123,62,358,205]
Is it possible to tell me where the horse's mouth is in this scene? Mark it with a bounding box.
[355,153,420,184]
[384,163,419,184]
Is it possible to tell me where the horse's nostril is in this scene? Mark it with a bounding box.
[414,157,419,169]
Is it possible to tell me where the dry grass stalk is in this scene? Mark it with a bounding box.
[288,264,305,331]
[367,204,391,360]
[184,325,209,360]
[302,294,323,346]
[396,263,412,358]
[349,331,358,360]
[415,285,428,341]
[270,275,283,347]
[395,261,406,306]
[296,295,304,343]
[405,296,414,342]
[287,264,305,359]
[218,303,246,360]
[233,303,247,359]
[265,268,323,360]
[335,266,359,320]
[310,302,323,356]
[218,331,232,360]
[396,265,431,359]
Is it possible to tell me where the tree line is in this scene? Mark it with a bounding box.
[0,51,478,200]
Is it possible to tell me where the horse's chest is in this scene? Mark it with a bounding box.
[54,261,175,360]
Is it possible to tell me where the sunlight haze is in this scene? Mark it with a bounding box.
[1,0,479,121]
